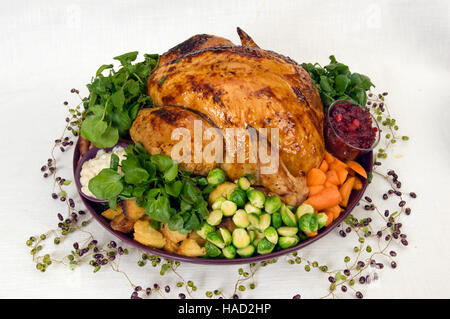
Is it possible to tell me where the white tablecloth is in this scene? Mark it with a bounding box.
[0,0,449,298]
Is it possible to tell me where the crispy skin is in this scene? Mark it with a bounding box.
[133,29,324,205]
[149,46,324,176]
[159,34,234,66]
[130,106,219,176]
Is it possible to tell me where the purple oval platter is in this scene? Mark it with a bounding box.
[73,139,372,265]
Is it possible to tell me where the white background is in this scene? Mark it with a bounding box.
[0,0,449,299]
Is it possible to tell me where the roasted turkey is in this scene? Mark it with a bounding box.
[130,28,325,206]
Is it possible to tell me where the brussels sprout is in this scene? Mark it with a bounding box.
[221,200,237,217]
[206,210,223,226]
[258,213,271,232]
[207,168,226,186]
[205,241,221,257]
[243,174,257,185]
[278,236,299,249]
[197,222,215,239]
[298,232,308,242]
[296,203,315,220]
[253,237,262,245]
[206,231,225,249]
[222,245,237,259]
[232,228,251,249]
[247,213,260,230]
[219,227,232,245]
[281,205,297,227]
[212,196,226,210]
[298,213,319,234]
[316,212,328,229]
[237,244,256,257]
[264,226,278,245]
[228,188,247,207]
[277,226,299,237]
[253,229,265,244]
[271,212,282,229]
[208,182,237,205]
[257,237,275,255]
[247,189,266,208]
[264,196,282,214]
[244,203,261,215]
[248,230,256,242]
[287,205,296,212]
[232,209,250,228]
[195,176,209,187]
[237,176,251,190]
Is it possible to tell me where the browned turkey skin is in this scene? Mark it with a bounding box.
[130,28,325,206]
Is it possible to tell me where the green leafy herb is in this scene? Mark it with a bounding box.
[165,180,183,197]
[88,168,123,200]
[146,195,172,223]
[110,154,119,171]
[301,55,375,109]
[81,52,160,148]
[88,144,210,234]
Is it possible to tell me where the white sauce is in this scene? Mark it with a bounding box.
[80,146,127,198]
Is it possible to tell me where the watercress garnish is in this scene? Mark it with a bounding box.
[302,55,375,109]
[88,143,211,234]
[88,169,123,200]
[81,52,160,148]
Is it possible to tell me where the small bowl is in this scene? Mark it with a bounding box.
[74,141,131,203]
[325,100,380,161]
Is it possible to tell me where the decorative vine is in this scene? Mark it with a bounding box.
[27,89,415,299]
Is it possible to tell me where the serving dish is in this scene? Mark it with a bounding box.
[71,28,379,264]
[74,141,131,203]
[73,138,372,264]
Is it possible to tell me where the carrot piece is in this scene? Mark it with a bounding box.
[326,205,342,220]
[334,158,348,168]
[304,187,343,211]
[325,211,334,226]
[335,166,349,185]
[324,151,335,164]
[305,231,318,237]
[326,170,340,185]
[309,185,325,196]
[346,161,367,179]
[339,177,356,207]
[324,181,338,189]
[353,177,363,190]
[319,160,329,172]
[306,168,327,186]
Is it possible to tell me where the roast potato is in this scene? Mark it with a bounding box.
[161,224,188,243]
[101,203,123,220]
[188,230,206,246]
[133,220,166,249]
[123,200,146,221]
[110,214,135,233]
[163,239,180,253]
[177,238,206,257]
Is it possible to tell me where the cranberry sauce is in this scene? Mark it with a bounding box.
[324,101,377,161]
